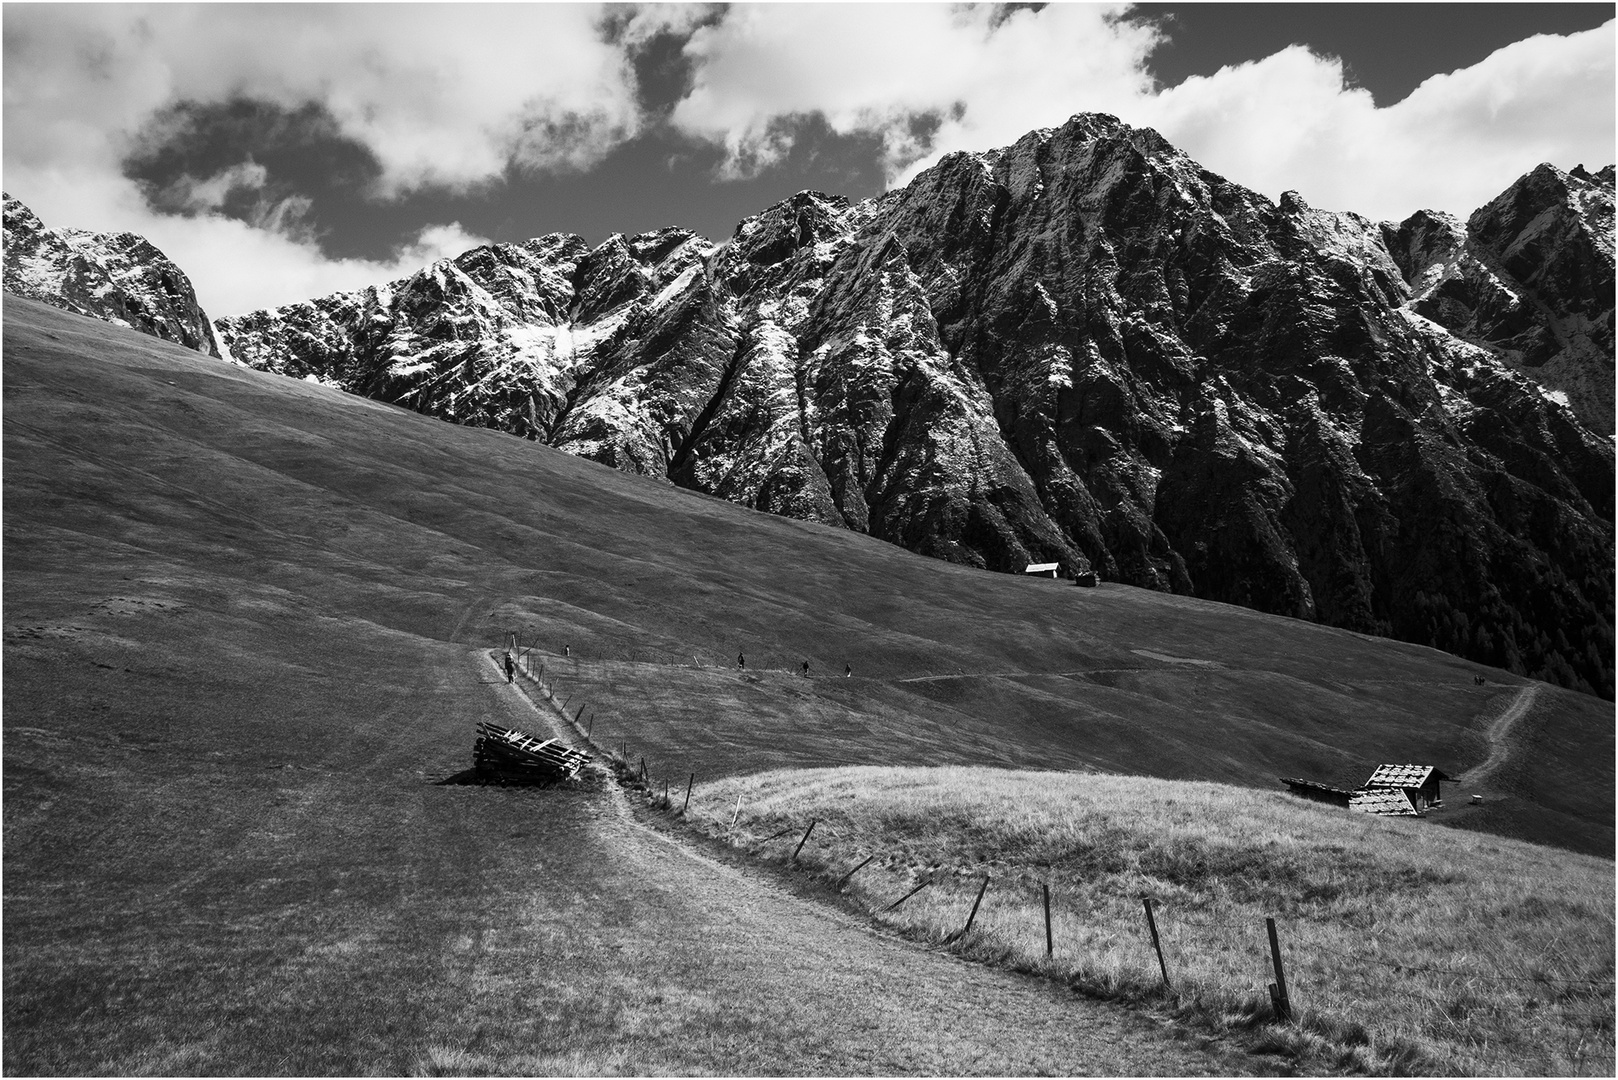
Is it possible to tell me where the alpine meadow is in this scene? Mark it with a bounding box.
[4,9,1615,1074]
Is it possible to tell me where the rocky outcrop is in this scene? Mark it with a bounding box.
[2,194,220,357]
[217,115,1615,698]
[1383,163,1614,434]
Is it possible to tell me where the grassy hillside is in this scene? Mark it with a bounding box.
[5,294,1610,851]
[664,765,1614,1076]
[4,295,1613,1072]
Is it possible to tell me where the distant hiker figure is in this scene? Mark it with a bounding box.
[737,651,745,670]
[802,660,810,676]
[564,644,571,657]
[503,652,514,683]
[845,663,852,678]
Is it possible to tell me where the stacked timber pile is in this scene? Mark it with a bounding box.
[474,723,588,784]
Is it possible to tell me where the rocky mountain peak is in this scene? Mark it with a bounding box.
[3,192,220,357]
[215,115,1615,698]
[1378,160,1616,435]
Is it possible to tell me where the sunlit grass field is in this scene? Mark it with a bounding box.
[673,766,1615,1076]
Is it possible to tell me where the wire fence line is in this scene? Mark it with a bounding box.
[510,649,1614,1067]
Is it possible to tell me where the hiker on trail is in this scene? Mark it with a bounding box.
[504,652,515,683]
[564,644,571,657]
[845,663,852,678]
[738,651,745,670]
[802,660,810,676]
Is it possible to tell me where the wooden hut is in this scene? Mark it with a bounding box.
[1024,561,1060,578]
[1364,764,1455,811]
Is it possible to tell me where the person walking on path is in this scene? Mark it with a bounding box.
[802,660,810,676]
[504,652,515,683]
[738,651,745,670]
[845,663,852,678]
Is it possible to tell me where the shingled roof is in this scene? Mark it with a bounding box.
[1365,764,1453,789]
[1350,788,1420,816]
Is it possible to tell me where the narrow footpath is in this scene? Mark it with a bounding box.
[1459,682,1541,787]
[480,649,1281,1076]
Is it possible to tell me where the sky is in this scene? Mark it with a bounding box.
[4,3,1613,317]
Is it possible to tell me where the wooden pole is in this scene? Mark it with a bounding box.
[836,855,874,890]
[1043,882,1054,957]
[586,712,594,737]
[681,772,694,815]
[1143,897,1170,988]
[639,757,647,783]
[884,878,932,912]
[1266,917,1292,1022]
[662,778,669,807]
[575,704,585,722]
[961,875,990,938]
[791,819,818,861]
[729,792,742,828]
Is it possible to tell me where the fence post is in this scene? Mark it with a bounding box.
[586,712,594,738]
[1143,897,1171,989]
[662,777,669,807]
[959,875,990,939]
[884,878,932,911]
[836,855,874,890]
[681,773,694,815]
[791,819,818,861]
[1266,917,1292,1022]
[729,792,742,828]
[639,757,647,783]
[1043,882,1054,957]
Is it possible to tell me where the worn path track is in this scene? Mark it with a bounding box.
[1459,682,1541,787]
[480,649,1272,1076]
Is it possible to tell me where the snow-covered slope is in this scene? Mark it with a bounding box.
[3,194,220,357]
[217,114,1616,697]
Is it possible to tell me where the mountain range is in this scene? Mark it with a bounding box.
[5,114,1613,697]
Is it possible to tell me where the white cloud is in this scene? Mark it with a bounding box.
[5,164,492,317]
[1143,25,1616,220]
[2,3,619,315]
[670,6,1614,222]
[161,161,269,213]
[3,3,1611,317]
[673,4,1159,177]
[3,4,642,193]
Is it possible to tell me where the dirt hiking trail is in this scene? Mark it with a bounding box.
[1460,683,1541,787]
[479,650,1277,1076]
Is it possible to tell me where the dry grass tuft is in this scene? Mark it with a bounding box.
[676,766,1615,1076]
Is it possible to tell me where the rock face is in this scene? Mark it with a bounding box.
[1384,163,1614,435]
[217,115,1615,697]
[2,193,220,357]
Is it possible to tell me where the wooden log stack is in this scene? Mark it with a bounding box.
[473,723,589,784]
